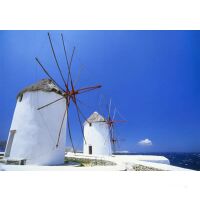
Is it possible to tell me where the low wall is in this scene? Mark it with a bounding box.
[65,156,116,167]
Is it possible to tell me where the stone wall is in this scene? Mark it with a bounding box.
[65,156,116,167]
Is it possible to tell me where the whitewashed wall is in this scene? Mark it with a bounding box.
[4,91,67,165]
[83,122,112,156]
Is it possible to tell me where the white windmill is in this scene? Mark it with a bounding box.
[3,33,101,165]
[83,99,126,156]
[83,111,112,156]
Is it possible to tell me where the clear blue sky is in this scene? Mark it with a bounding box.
[0,31,200,153]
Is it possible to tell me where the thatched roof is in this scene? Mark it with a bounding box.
[84,112,106,125]
[17,79,63,99]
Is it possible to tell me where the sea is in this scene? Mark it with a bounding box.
[118,152,200,171]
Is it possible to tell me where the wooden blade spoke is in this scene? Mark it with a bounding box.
[77,85,102,94]
[61,33,73,91]
[112,107,116,121]
[92,120,107,123]
[111,127,116,153]
[69,47,75,67]
[37,97,65,110]
[72,99,87,144]
[67,47,75,86]
[66,108,76,153]
[74,65,85,87]
[48,32,67,87]
[61,33,70,67]
[110,125,115,142]
[62,44,75,89]
[56,105,68,148]
[72,98,90,124]
[108,98,112,120]
[35,57,65,92]
[112,120,127,123]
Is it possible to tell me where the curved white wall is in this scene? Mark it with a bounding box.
[83,122,112,156]
[4,91,67,165]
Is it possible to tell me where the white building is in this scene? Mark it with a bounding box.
[83,112,112,156]
[4,79,67,165]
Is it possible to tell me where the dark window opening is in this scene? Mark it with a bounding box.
[89,146,92,155]
[19,94,23,102]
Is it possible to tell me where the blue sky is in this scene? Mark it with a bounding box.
[0,31,200,152]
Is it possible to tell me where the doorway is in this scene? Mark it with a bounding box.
[88,145,92,155]
[4,130,16,157]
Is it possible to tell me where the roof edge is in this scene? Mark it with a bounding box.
[16,79,63,99]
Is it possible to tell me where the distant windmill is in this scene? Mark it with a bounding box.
[91,98,126,154]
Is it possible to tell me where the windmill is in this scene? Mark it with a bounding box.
[35,33,101,152]
[3,33,101,166]
[96,98,127,153]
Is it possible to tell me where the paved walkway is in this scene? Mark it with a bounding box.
[66,153,193,171]
[0,152,193,171]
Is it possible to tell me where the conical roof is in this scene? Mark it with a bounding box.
[84,111,106,125]
[17,79,63,99]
